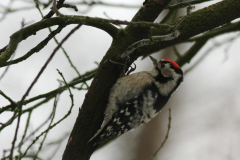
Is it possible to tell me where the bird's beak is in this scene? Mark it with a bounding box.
[149,55,158,65]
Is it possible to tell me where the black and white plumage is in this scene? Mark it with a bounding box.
[87,56,183,150]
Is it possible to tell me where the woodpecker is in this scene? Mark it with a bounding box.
[87,56,183,151]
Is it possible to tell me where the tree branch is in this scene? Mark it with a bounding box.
[177,39,208,66]
[131,0,172,22]
[129,0,240,61]
[62,1,240,160]
[148,108,172,160]
[166,0,212,9]
[0,90,16,106]
[68,1,141,8]
[0,16,173,65]
[187,20,240,42]
[0,68,96,115]
[0,25,65,67]
[8,22,82,160]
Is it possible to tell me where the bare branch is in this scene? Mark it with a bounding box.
[0,51,16,80]
[0,68,96,116]
[63,1,240,159]
[7,23,82,159]
[33,91,61,160]
[121,30,180,59]
[21,69,74,159]
[68,1,140,8]
[122,5,194,59]
[0,90,16,106]
[17,111,32,158]
[131,0,172,22]
[148,108,172,160]
[129,0,240,60]
[184,34,240,74]
[177,39,208,67]
[0,15,173,65]
[187,21,240,42]
[0,25,65,67]
[166,0,212,9]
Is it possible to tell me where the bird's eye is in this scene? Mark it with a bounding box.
[161,64,165,68]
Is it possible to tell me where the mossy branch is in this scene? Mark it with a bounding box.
[62,0,240,160]
[129,0,240,60]
[0,15,173,65]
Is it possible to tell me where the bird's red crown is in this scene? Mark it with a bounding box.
[164,59,181,69]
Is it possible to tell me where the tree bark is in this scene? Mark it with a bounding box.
[62,1,240,159]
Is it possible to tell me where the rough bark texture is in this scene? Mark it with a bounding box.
[62,0,240,160]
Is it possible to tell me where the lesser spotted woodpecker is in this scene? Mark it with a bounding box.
[87,56,183,150]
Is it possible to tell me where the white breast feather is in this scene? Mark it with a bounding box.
[102,72,154,128]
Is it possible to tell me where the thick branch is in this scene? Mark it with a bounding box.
[129,0,240,60]
[123,0,173,42]
[0,16,119,64]
[0,16,175,65]
[187,21,240,42]
[63,1,240,160]
[63,0,240,160]
[166,0,212,9]
[131,0,172,22]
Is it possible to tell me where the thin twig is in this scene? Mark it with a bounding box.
[52,0,63,16]
[0,51,16,81]
[21,69,74,158]
[33,90,61,160]
[148,108,172,160]
[0,26,65,67]
[0,68,96,116]
[17,110,32,158]
[167,0,211,9]
[176,39,208,67]
[62,4,78,11]
[7,23,82,159]
[172,5,195,31]
[19,87,60,147]
[0,90,16,106]
[68,1,140,8]
[43,0,65,19]
[160,9,175,24]
[35,0,87,88]
[44,133,70,160]
[184,34,240,74]
[121,5,195,59]
[0,18,25,80]
[0,16,171,65]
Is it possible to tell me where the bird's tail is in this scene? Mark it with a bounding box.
[85,126,108,152]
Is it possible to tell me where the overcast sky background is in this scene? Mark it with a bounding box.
[1,0,240,160]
